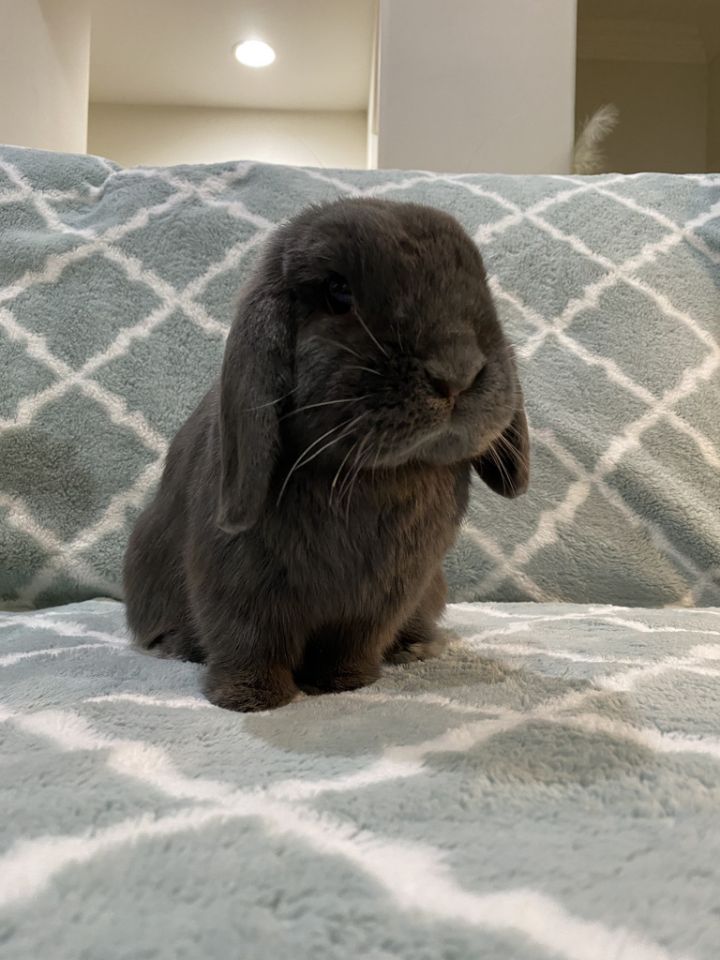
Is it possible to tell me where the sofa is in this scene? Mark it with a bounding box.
[1,144,719,959]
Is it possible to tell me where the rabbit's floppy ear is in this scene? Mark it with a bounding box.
[473,394,530,498]
[216,262,294,535]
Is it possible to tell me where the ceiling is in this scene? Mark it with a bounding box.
[89,0,375,112]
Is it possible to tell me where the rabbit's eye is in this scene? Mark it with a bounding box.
[324,274,353,315]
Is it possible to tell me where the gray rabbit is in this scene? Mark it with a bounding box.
[123,198,529,711]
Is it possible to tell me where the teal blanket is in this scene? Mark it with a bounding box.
[1,146,718,608]
[1,599,719,958]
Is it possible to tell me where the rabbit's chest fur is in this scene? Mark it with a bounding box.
[262,463,470,625]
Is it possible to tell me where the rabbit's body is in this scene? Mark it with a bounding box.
[126,389,468,698]
[124,199,528,711]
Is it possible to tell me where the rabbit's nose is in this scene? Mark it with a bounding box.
[426,373,461,400]
[425,357,485,400]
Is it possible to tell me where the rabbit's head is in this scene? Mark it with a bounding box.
[218,198,528,534]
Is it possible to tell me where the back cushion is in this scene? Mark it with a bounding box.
[0,145,718,608]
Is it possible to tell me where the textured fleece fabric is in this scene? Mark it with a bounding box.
[1,599,719,959]
[0,145,718,608]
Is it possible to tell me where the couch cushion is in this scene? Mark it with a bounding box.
[1,599,720,958]
[0,145,718,607]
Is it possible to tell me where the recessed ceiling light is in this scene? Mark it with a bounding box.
[233,40,276,68]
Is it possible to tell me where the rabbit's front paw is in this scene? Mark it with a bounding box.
[384,627,448,664]
[204,665,298,712]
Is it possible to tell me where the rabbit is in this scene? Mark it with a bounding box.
[123,197,529,712]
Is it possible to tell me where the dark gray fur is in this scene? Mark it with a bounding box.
[123,198,529,711]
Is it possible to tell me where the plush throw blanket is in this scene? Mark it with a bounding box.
[0,146,718,609]
[1,599,719,959]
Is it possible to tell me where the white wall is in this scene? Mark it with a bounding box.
[375,0,577,173]
[87,104,367,169]
[0,0,90,153]
[576,60,708,173]
[366,5,379,170]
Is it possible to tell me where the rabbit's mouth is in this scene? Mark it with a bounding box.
[344,405,513,471]
[288,335,518,472]
[283,384,516,472]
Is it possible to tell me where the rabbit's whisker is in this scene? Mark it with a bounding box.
[338,430,369,502]
[486,441,513,493]
[277,414,366,507]
[338,424,372,511]
[343,436,375,522]
[280,395,370,420]
[244,386,298,412]
[346,365,382,378]
[339,432,371,522]
[355,311,389,358]
[373,430,388,473]
[494,429,529,469]
[314,337,363,360]
[335,440,362,507]
[370,435,384,500]
[330,436,362,508]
